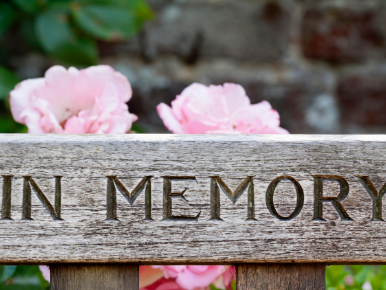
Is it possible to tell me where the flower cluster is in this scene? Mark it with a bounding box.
[10,66,288,135]
[140,266,235,290]
[11,65,288,289]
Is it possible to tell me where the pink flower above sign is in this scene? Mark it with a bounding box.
[157,83,289,134]
[10,65,137,134]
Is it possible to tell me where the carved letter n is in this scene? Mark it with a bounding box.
[22,176,62,221]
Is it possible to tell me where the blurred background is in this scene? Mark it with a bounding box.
[2,0,386,134]
[1,0,386,289]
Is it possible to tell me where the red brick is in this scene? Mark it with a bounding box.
[302,8,384,62]
[337,73,386,125]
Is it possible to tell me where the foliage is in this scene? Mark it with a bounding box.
[0,67,19,100]
[326,265,386,290]
[131,123,148,133]
[0,266,49,289]
[0,0,153,66]
[0,0,153,133]
[0,67,28,133]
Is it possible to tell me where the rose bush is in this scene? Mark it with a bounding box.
[157,83,288,134]
[10,65,137,134]
[10,66,289,289]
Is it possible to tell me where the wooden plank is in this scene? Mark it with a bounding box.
[236,264,326,289]
[50,264,138,290]
[1,135,386,263]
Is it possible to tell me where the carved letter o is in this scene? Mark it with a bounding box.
[266,175,304,221]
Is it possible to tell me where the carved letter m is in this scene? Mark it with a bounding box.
[106,176,152,221]
[210,176,255,221]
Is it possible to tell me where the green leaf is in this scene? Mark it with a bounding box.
[353,267,368,285]
[326,265,350,288]
[72,4,135,40]
[13,266,43,280]
[0,3,18,37]
[0,266,50,289]
[11,0,49,14]
[129,0,154,29]
[20,19,41,50]
[35,4,97,66]
[10,266,47,286]
[0,67,20,100]
[71,0,153,41]
[130,123,148,133]
[0,285,43,290]
[109,0,154,30]
[0,266,17,285]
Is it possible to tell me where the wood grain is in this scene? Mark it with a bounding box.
[50,264,138,290]
[0,135,386,264]
[237,264,326,289]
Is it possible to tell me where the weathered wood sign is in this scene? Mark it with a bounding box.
[0,134,386,264]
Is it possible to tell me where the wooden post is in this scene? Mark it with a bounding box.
[237,264,326,290]
[50,264,139,290]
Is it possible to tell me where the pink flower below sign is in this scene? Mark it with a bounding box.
[39,265,50,282]
[140,266,235,290]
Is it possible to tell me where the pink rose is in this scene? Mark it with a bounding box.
[157,83,289,134]
[10,65,137,133]
[212,266,236,290]
[140,266,164,289]
[141,278,209,290]
[153,265,224,290]
[221,266,236,288]
[39,265,50,282]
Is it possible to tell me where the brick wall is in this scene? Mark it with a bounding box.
[16,0,386,134]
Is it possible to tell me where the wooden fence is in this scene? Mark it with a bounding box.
[1,134,384,289]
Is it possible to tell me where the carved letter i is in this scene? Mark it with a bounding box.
[1,175,13,220]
